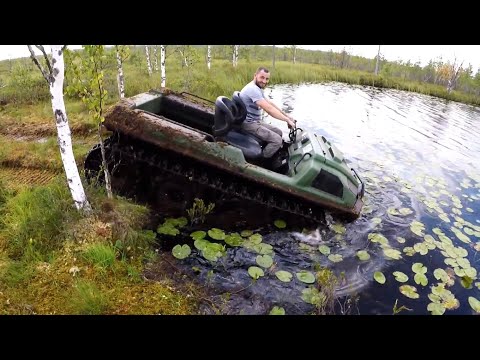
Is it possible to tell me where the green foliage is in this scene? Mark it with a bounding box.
[269,306,285,315]
[186,198,215,225]
[248,266,264,279]
[275,270,293,282]
[392,299,412,315]
[172,244,191,259]
[82,243,116,269]
[69,279,109,314]
[0,179,81,259]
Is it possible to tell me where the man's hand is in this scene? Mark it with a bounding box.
[286,117,297,129]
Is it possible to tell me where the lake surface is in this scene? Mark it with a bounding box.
[157,82,480,315]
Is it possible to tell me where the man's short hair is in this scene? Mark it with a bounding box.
[256,66,269,74]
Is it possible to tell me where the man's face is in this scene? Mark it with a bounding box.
[254,70,270,89]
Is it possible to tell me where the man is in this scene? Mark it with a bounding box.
[239,66,296,161]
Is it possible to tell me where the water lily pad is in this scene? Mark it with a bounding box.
[274,219,287,229]
[399,208,413,216]
[241,230,253,237]
[428,293,441,303]
[433,268,448,282]
[368,233,389,245]
[331,223,346,234]
[296,270,316,284]
[387,207,399,216]
[248,266,264,279]
[454,267,466,277]
[190,231,206,241]
[328,254,343,263]
[451,227,471,243]
[208,228,226,241]
[412,263,427,274]
[413,243,428,255]
[438,213,450,223]
[414,273,428,286]
[356,250,370,261]
[383,248,402,260]
[249,233,263,244]
[301,287,326,306]
[396,237,406,244]
[403,247,415,256]
[464,227,474,235]
[318,245,331,255]
[256,254,273,268]
[464,267,477,278]
[393,271,408,283]
[410,221,425,237]
[460,276,474,289]
[157,224,179,236]
[444,258,458,267]
[427,302,446,315]
[399,285,419,299]
[457,257,470,268]
[172,244,191,259]
[269,306,285,315]
[253,243,274,255]
[468,297,480,313]
[275,270,293,282]
[374,271,386,284]
[224,234,244,247]
[194,238,210,251]
[165,217,188,228]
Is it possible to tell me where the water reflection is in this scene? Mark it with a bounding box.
[156,82,480,315]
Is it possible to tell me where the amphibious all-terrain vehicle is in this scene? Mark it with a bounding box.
[84,89,364,223]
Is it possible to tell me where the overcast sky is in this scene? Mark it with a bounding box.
[1,45,478,72]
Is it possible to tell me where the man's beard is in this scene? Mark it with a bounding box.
[255,80,266,88]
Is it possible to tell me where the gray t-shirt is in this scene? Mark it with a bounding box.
[239,81,265,122]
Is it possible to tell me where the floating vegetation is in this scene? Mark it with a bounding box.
[318,245,331,255]
[331,223,346,234]
[248,266,264,279]
[356,250,370,261]
[256,254,273,268]
[208,228,226,241]
[328,254,343,263]
[296,270,316,284]
[383,248,402,260]
[410,220,426,237]
[393,271,408,283]
[274,219,287,229]
[374,271,386,284]
[399,285,419,299]
[172,244,191,259]
[269,306,285,315]
[275,270,293,282]
[301,287,326,306]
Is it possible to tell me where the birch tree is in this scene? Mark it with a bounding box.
[207,45,211,70]
[153,45,159,71]
[115,45,130,98]
[272,45,276,68]
[160,45,166,87]
[64,45,113,199]
[289,45,297,64]
[27,45,91,212]
[233,45,239,67]
[374,45,381,75]
[145,45,152,76]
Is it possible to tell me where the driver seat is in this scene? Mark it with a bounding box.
[213,96,262,160]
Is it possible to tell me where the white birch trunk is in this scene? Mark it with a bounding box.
[153,45,159,71]
[49,45,91,211]
[293,47,296,64]
[160,45,166,87]
[375,45,381,75]
[207,45,211,70]
[233,45,239,67]
[145,45,152,76]
[115,46,125,98]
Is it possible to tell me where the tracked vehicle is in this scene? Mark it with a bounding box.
[84,88,364,222]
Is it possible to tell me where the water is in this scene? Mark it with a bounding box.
[153,82,480,315]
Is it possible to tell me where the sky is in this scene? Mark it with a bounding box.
[1,45,479,72]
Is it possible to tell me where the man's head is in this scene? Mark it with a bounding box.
[254,66,270,89]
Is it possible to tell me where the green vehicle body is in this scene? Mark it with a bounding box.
[88,89,364,220]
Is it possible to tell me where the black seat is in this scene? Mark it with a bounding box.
[213,95,262,160]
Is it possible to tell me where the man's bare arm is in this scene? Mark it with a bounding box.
[257,99,296,128]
